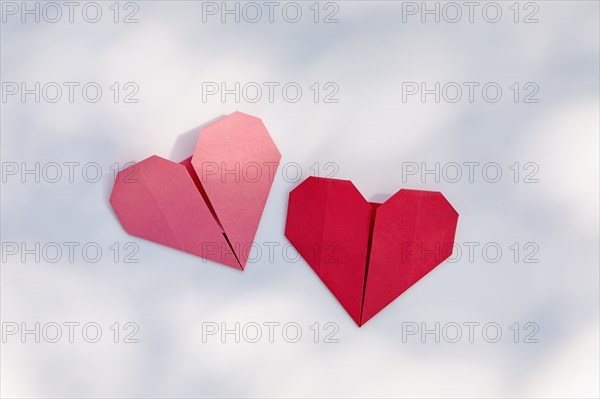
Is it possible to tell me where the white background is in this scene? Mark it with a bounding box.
[1,1,599,397]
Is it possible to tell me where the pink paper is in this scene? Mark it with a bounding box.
[110,112,281,270]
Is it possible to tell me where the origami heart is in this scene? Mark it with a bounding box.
[110,112,281,270]
[285,177,459,326]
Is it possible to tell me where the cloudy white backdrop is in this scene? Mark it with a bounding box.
[1,1,599,397]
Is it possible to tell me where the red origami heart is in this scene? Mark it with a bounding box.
[110,112,281,270]
[285,177,459,326]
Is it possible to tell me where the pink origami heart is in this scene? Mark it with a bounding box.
[285,177,459,326]
[110,112,281,270]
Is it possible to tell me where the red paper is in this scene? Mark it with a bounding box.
[110,112,281,270]
[285,176,459,326]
